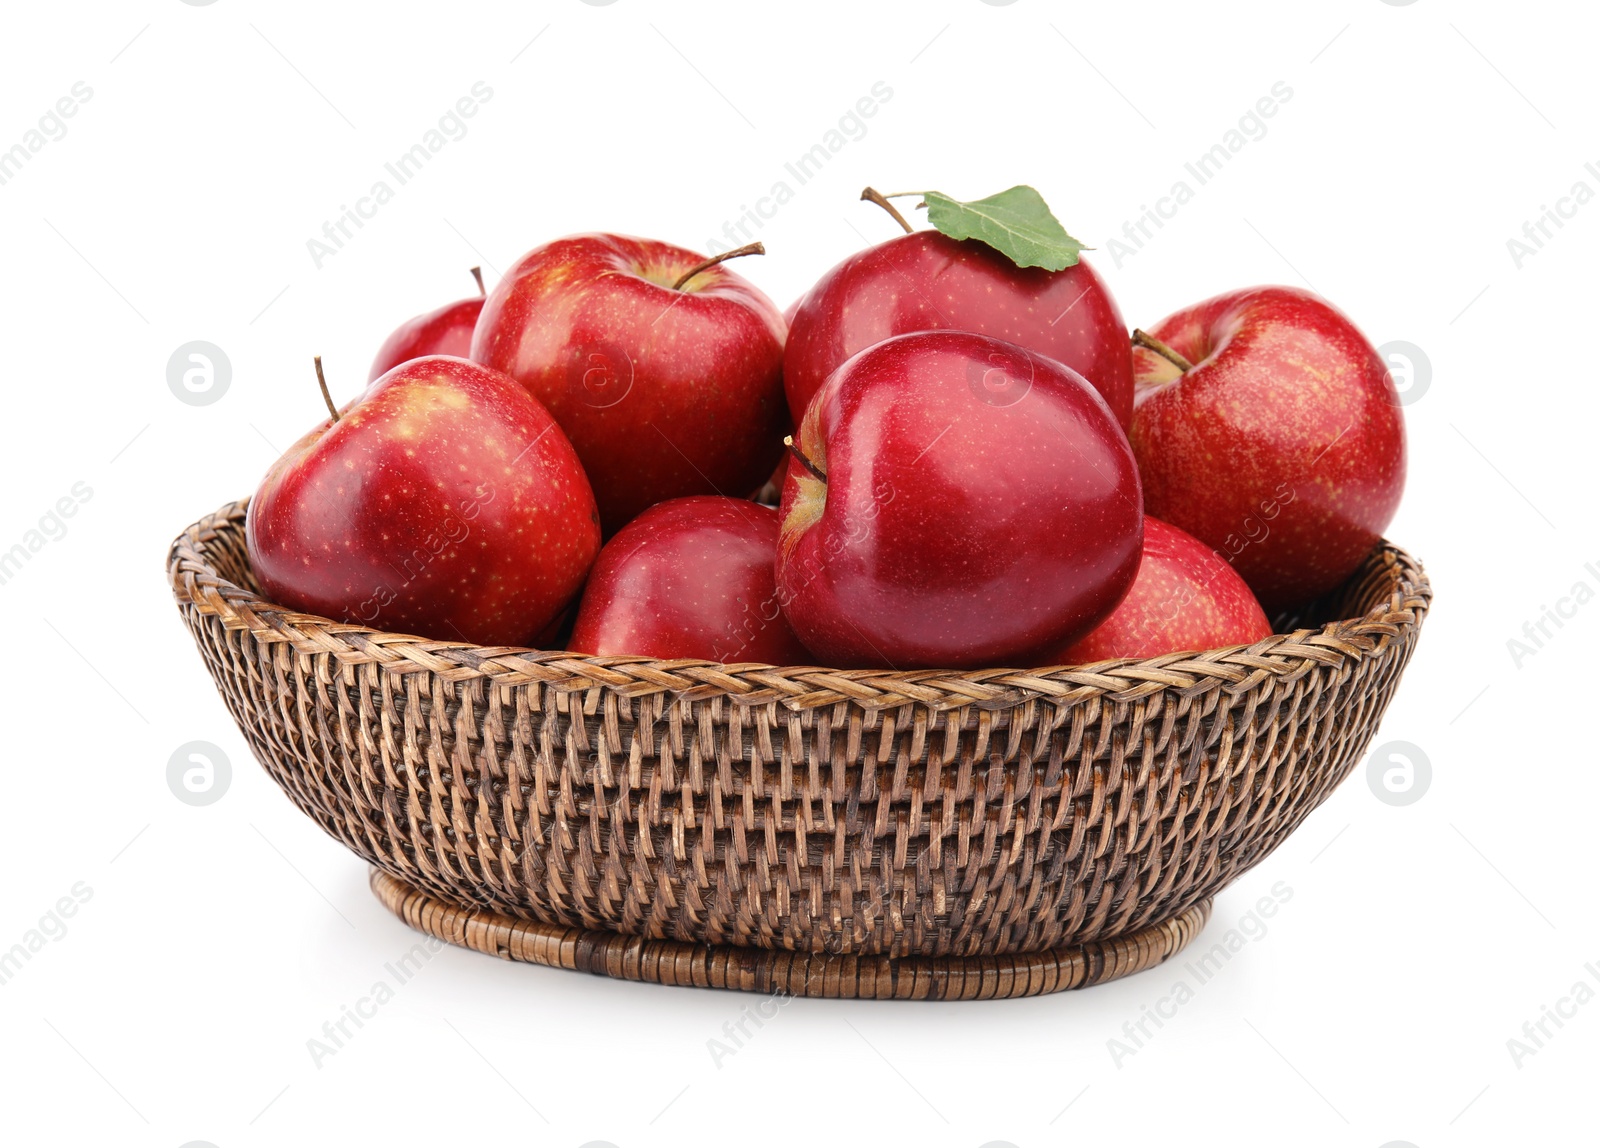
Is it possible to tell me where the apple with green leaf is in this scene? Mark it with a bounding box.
[783,185,1134,428]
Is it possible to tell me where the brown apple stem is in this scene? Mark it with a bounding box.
[314,356,339,423]
[784,435,827,484]
[1131,328,1194,373]
[860,186,915,234]
[672,242,765,290]
[470,266,485,296]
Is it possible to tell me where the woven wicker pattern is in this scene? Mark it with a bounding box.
[370,869,1213,999]
[169,500,1430,960]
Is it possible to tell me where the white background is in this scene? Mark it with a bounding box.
[0,1,1593,1145]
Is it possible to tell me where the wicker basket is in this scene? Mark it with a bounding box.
[169,500,1430,999]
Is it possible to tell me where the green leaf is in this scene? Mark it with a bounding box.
[918,186,1086,271]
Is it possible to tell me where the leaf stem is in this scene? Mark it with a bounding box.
[314,356,340,423]
[1131,329,1194,373]
[672,242,765,291]
[784,435,827,484]
[860,187,916,234]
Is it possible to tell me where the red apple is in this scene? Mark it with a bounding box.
[368,267,488,381]
[751,455,787,506]
[569,496,810,664]
[470,234,787,534]
[1052,517,1270,663]
[1129,286,1406,611]
[777,330,1143,669]
[247,355,600,646]
[750,298,801,502]
[751,398,796,504]
[783,231,1133,429]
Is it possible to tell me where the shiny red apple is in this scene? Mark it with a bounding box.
[752,455,787,506]
[1129,286,1405,611]
[1052,517,1270,663]
[368,268,487,381]
[471,234,787,534]
[783,231,1133,429]
[569,496,810,664]
[247,356,600,646]
[777,330,1143,669]
[760,296,801,498]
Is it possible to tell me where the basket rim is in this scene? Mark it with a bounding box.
[167,499,1431,712]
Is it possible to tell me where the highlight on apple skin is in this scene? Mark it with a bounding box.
[1127,285,1406,612]
[247,183,1415,676]
[1051,516,1271,663]
[247,355,600,647]
[776,329,1144,671]
[568,496,811,665]
[784,230,1135,431]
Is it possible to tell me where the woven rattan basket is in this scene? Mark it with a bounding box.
[169,500,1430,999]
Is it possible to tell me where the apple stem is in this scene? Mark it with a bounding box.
[860,186,915,234]
[783,435,827,484]
[672,242,765,291]
[470,266,485,296]
[1131,329,1194,373]
[314,356,339,423]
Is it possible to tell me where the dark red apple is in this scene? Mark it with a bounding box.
[1052,517,1270,663]
[751,301,802,502]
[470,234,787,534]
[751,454,787,506]
[751,398,795,504]
[1129,286,1406,611]
[783,231,1133,429]
[247,355,600,646]
[777,330,1143,669]
[569,496,810,664]
[368,268,487,381]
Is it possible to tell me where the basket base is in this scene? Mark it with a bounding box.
[370,869,1212,1000]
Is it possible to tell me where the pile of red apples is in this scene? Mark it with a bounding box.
[247,186,1406,670]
